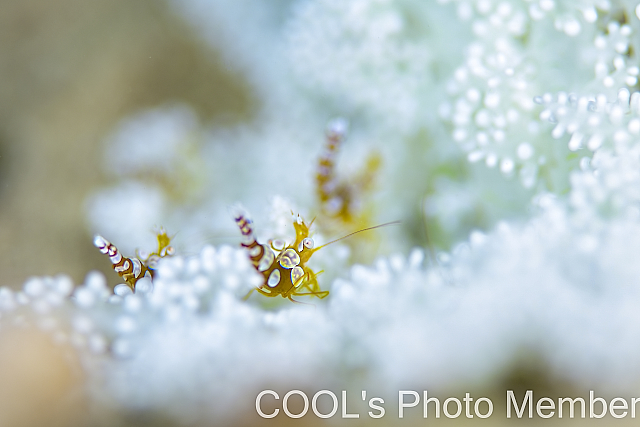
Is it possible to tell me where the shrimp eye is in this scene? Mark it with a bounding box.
[303,238,314,249]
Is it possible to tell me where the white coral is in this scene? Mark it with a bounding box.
[9,0,640,424]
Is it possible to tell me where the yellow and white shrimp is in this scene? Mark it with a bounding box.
[94,228,175,291]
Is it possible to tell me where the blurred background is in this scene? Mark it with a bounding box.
[0,0,251,289]
[0,3,253,425]
[3,1,640,427]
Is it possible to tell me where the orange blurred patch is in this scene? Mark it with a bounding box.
[0,327,87,427]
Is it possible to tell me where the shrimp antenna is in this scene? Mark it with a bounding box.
[315,221,401,251]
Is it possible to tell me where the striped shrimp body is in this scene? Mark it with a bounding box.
[94,229,175,291]
[316,117,381,226]
[94,235,151,290]
[234,212,328,302]
[316,117,349,218]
